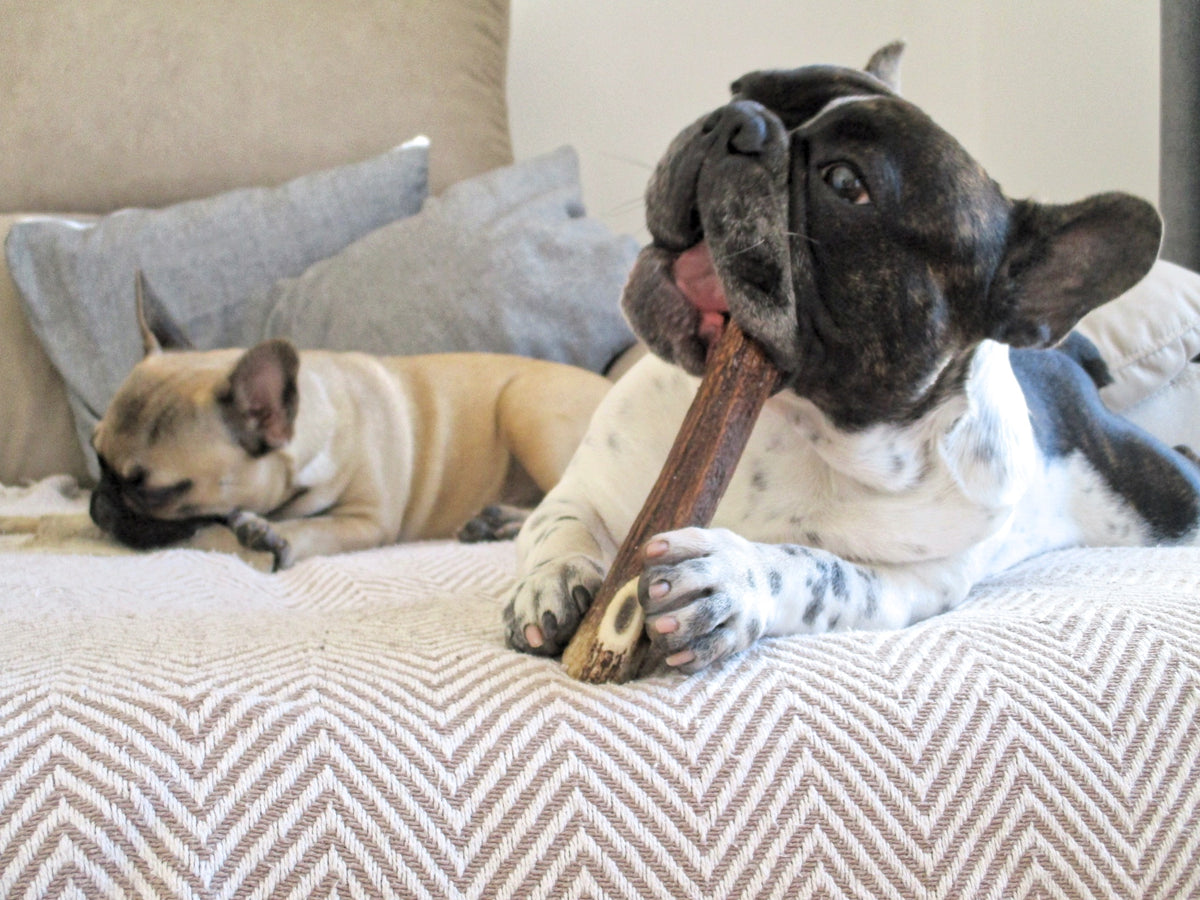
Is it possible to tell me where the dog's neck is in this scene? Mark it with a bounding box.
[773,340,1036,506]
[266,367,342,492]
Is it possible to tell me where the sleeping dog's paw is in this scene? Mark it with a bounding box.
[229,510,294,571]
[457,504,529,543]
[503,554,605,655]
[639,527,777,673]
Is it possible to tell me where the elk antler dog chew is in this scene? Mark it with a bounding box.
[562,321,781,683]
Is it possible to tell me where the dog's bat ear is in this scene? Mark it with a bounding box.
[865,41,904,93]
[219,339,300,455]
[135,270,194,355]
[987,193,1162,348]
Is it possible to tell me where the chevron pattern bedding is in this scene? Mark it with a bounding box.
[1,479,1198,899]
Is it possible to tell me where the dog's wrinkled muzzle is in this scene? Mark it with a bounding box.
[624,98,802,377]
[89,468,218,550]
[621,63,899,383]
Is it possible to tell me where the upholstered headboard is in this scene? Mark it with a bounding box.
[0,0,513,212]
[0,0,515,484]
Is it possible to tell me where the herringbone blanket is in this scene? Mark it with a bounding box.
[1,481,1198,898]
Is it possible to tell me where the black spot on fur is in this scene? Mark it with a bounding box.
[743,620,762,646]
[862,576,880,618]
[829,564,848,600]
[802,595,823,626]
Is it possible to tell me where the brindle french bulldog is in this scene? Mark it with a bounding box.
[502,45,1199,673]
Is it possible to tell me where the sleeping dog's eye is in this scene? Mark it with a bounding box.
[821,163,871,205]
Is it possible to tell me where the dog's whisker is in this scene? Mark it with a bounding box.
[596,152,655,172]
[714,237,774,261]
[711,232,815,262]
[604,195,646,217]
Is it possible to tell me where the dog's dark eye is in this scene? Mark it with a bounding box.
[822,163,871,205]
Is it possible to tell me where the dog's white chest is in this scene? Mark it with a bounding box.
[718,343,1038,562]
[294,449,339,488]
[592,348,1038,567]
[715,416,997,563]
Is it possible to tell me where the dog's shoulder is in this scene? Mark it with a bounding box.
[1012,339,1200,542]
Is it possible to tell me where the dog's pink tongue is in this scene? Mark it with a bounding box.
[673,241,728,343]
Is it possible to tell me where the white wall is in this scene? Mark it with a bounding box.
[507,1,1160,240]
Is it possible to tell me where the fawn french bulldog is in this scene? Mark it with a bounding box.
[89,275,611,568]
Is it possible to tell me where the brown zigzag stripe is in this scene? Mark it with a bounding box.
[2,540,1199,898]
[4,653,1197,898]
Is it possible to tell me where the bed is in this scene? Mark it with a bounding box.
[2,2,1198,897]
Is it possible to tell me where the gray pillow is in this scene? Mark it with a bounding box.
[258,146,638,373]
[5,137,430,471]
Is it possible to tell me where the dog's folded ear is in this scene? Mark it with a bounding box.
[218,339,301,456]
[986,192,1163,348]
[135,270,194,355]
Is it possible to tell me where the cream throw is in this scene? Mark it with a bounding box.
[0,480,1197,898]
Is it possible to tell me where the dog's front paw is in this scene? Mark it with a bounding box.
[229,510,294,571]
[639,526,776,673]
[503,555,605,656]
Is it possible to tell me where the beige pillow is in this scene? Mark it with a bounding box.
[0,215,88,483]
[0,0,512,212]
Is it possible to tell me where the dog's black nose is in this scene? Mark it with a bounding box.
[703,101,771,155]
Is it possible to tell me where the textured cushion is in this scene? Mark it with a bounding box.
[5,140,430,475]
[0,479,1198,896]
[0,0,511,211]
[260,147,639,374]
